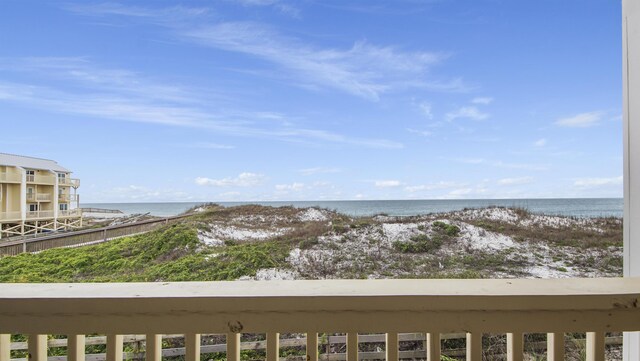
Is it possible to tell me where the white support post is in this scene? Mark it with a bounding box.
[52,170,58,229]
[17,167,26,222]
[623,1,640,360]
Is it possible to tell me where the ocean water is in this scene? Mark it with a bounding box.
[82,198,623,218]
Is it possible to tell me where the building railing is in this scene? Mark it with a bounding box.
[59,178,80,187]
[26,174,55,184]
[59,194,78,202]
[0,211,21,221]
[26,210,54,219]
[0,278,638,361]
[26,193,52,202]
[0,172,21,183]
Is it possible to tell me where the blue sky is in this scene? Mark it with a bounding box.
[0,0,623,202]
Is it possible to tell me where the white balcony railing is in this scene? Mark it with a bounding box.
[59,177,80,187]
[26,174,55,184]
[0,278,638,361]
[26,193,52,202]
[26,210,54,219]
[0,172,21,183]
[0,211,21,221]
[58,194,78,202]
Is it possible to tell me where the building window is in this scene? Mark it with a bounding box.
[26,170,34,182]
[29,204,38,212]
[59,204,68,211]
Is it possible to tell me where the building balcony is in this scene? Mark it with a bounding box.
[0,211,21,221]
[26,210,54,219]
[27,193,52,202]
[59,177,80,187]
[0,171,21,183]
[26,174,55,185]
[58,193,78,202]
[0,278,638,361]
[59,209,82,218]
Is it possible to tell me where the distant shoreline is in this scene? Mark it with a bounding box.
[82,198,623,219]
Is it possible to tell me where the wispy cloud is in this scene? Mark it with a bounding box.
[446,106,489,121]
[231,0,300,17]
[65,3,210,25]
[451,157,548,171]
[298,167,340,176]
[66,4,465,100]
[275,182,305,191]
[195,172,267,187]
[407,128,432,137]
[573,176,622,188]
[471,96,493,105]
[534,138,547,147]
[187,142,236,150]
[184,23,447,100]
[0,57,402,149]
[418,101,433,119]
[497,177,533,186]
[555,111,603,128]
[404,181,462,192]
[374,180,402,188]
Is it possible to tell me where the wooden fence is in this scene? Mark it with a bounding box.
[7,333,623,361]
[0,215,192,256]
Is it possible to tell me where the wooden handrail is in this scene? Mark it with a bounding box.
[1,278,637,361]
[0,278,639,334]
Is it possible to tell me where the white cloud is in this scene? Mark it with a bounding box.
[406,128,432,137]
[195,172,266,187]
[188,142,236,149]
[497,177,533,186]
[451,157,548,171]
[419,102,433,119]
[0,58,403,149]
[298,167,340,176]
[275,182,305,191]
[231,0,300,17]
[374,180,402,188]
[534,138,547,147]
[573,176,622,188]
[555,111,603,128]
[446,106,489,121]
[471,97,493,105]
[185,23,447,100]
[404,181,462,192]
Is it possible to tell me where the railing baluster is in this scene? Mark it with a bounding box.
[506,333,523,361]
[426,333,440,361]
[267,333,280,361]
[465,332,482,361]
[185,333,201,361]
[28,334,47,361]
[386,333,398,361]
[106,334,123,361]
[145,334,162,361]
[346,333,358,361]
[546,332,564,361]
[306,332,318,361]
[586,331,605,361]
[227,333,241,361]
[67,334,85,361]
[0,334,9,361]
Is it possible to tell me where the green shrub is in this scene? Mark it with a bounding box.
[432,221,460,237]
[393,234,442,253]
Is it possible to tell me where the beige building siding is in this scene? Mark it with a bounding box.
[0,154,81,238]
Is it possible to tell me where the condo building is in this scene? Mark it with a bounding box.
[0,153,81,239]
